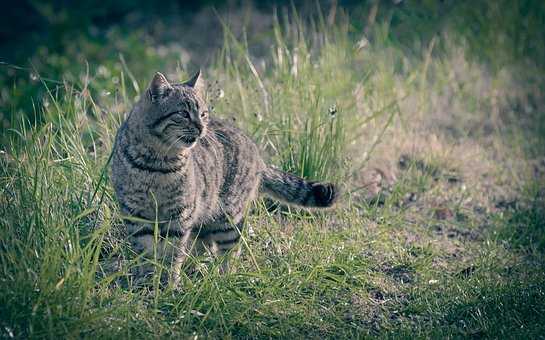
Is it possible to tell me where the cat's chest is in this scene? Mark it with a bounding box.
[125,171,192,215]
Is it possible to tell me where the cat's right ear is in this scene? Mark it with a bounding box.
[148,72,172,102]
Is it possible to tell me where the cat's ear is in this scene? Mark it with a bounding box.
[148,72,172,102]
[184,69,205,98]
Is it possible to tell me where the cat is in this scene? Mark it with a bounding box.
[111,71,338,284]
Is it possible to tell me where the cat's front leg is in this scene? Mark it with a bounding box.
[161,219,197,287]
[126,220,186,285]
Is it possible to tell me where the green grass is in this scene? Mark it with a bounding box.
[2,3,545,339]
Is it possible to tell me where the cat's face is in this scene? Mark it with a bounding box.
[133,71,208,152]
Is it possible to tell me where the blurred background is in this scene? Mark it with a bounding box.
[2,0,544,136]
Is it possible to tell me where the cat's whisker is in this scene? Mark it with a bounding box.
[165,135,185,153]
[204,134,220,160]
[164,128,195,153]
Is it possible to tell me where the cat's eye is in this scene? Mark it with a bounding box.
[200,110,208,118]
[169,110,190,123]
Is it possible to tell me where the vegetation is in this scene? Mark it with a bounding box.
[1,1,544,338]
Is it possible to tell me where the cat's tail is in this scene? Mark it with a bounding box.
[260,166,339,208]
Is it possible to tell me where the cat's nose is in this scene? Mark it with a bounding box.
[195,124,203,136]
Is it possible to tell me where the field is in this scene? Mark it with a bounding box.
[1,1,545,338]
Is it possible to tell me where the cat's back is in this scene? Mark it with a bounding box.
[206,117,263,169]
[201,118,265,207]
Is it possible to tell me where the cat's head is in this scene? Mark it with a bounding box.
[130,71,209,152]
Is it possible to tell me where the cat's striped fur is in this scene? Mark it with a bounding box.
[111,71,338,283]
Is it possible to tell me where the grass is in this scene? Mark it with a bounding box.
[1,2,545,338]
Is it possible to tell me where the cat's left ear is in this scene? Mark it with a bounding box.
[184,69,205,98]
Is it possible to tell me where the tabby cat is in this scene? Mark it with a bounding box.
[111,71,338,284]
